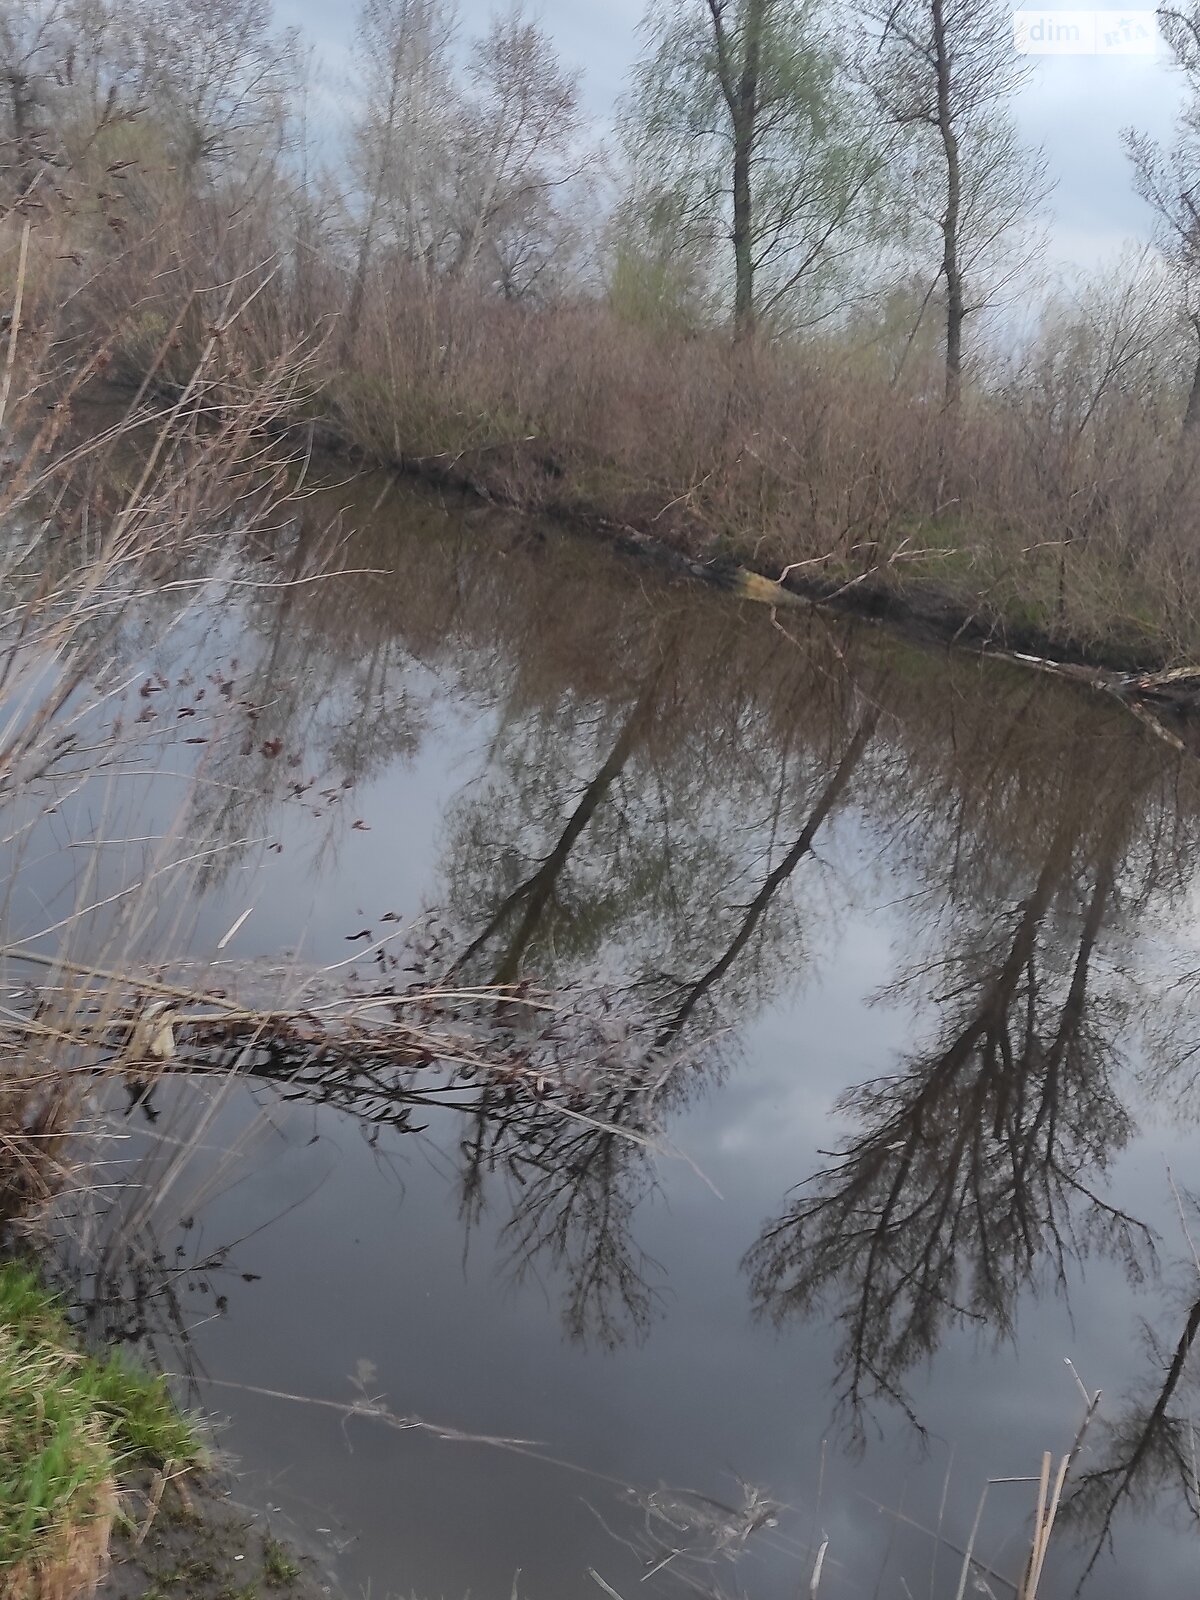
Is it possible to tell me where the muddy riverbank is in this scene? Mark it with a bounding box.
[104,378,1187,681]
[98,1470,342,1600]
[312,424,1185,677]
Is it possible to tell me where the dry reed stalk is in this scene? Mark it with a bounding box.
[947,1370,1103,1600]
[0,169,322,1240]
[129,1459,174,1552]
[0,955,687,1155]
[0,217,31,433]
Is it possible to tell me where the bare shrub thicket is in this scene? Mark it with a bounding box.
[5,0,1200,674]
[315,258,1200,662]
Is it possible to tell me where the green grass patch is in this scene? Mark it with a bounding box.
[262,1536,300,1586]
[0,1260,203,1596]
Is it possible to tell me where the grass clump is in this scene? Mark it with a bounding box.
[262,1537,299,1586]
[0,1261,203,1599]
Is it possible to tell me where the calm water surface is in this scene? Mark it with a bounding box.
[13,480,1200,1598]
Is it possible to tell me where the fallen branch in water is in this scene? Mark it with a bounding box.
[0,947,720,1198]
[202,1376,542,1450]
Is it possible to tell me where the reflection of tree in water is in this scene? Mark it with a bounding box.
[448,656,671,986]
[420,547,1200,1378]
[438,627,885,1347]
[442,626,872,1025]
[455,1037,674,1351]
[184,530,430,886]
[745,753,1165,1439]
[653,707,879,1047]
[52,478,1200,1533]
[1065,1209,1200,1589]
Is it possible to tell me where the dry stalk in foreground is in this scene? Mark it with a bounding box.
[0,941,704,1174]
[0,167,323,1233]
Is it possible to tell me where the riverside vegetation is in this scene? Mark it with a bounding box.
[5,2,1200,1598]
[0,1261,201,1600]
[5,0,1200,664]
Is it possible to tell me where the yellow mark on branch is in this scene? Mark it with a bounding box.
[732,568,795,606]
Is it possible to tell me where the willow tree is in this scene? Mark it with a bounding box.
[619,0,898,337]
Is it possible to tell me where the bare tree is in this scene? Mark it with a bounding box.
[863,0,1047,406]
[121,0,299,183]
[1124,3,1200,433]
[0,0,298,221]
[345,0,457,345]
[448,6,587,293]
[0,0,70,185]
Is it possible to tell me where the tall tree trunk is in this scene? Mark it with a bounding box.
[343,204,378,356]
[731,126,754,335]
[345,59,403,355]
[731,0,763,337]
[932,0,963,409]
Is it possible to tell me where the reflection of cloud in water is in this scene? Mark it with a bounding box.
[32,477,1200,1597]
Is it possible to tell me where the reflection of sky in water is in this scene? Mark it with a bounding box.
[21,485,1200,1599]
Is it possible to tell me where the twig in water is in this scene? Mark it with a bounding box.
[809,1534,829,1596]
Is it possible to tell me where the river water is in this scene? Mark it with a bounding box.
[13,477,1200,1598]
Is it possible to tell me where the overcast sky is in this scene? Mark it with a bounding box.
[276,0,1188,283]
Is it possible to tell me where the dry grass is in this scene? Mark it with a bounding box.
[0,5,1196,669]
[278,272,1200,669]
[0,938,698,1166]
[4,1466,115,1600]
